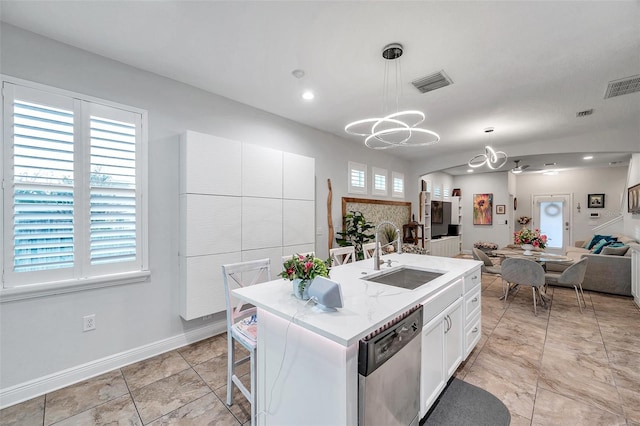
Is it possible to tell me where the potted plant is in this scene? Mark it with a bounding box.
[280,254,331,300]
[335,211,375,260]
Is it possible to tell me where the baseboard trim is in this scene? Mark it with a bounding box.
[0,320,226,409]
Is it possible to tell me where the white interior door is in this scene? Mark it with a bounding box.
[533,194,572,255]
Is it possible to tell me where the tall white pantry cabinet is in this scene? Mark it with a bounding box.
[179,131,315,320]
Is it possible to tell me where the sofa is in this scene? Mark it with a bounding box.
[545,233,638,296]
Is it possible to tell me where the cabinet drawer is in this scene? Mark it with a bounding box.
[464,312,482,357]
[464,268,481,292]
[465,285,481,322]
[421,279,463,325]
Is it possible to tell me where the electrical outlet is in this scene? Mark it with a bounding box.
[83,314,96,332]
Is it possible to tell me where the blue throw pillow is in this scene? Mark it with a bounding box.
[592,239,612,254]
[587,235,616,250]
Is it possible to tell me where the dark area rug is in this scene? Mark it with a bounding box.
[421,378,511,426]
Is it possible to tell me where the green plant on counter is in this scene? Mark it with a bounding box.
[335,210,375,260]
[381,224,399,246]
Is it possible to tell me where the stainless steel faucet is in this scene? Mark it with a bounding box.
[374,221,402,270]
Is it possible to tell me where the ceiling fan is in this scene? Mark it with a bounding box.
[511,160,530,174]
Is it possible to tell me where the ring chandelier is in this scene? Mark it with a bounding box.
[467,145,508,169]
[344,43,440,150]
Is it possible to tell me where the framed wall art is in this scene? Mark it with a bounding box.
[496,204,506,214]
[473,193,493,225]
[588,193,605,209]
[629,184,640,213]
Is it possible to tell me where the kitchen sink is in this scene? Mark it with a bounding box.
[363,267,444,290]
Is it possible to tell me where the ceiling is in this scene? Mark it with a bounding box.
[1,1,639,173]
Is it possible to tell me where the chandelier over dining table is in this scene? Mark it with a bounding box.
[344,43,440,149]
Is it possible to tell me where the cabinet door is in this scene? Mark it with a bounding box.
[444,298,464,377]
[420,313,445,416]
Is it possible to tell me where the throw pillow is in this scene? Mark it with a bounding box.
[601,245,629,256]
[592,239,612,254]
[586,235,616,250]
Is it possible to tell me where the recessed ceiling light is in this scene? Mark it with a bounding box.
[302,91,315,100]
[467,169,474,173]
[583,155,593,160]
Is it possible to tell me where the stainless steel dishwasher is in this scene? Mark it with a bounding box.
[358,305,423,426]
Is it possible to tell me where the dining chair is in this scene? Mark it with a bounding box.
[222,258,271,426]
[329,246,356,266]
[282,251,315,264]
[500,257,546,315]
[472,248,502,275]
[362,242,381,260]
[544,257,589,313]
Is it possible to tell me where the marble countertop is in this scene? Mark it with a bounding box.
[233,253,481,346]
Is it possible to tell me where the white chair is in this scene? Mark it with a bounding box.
[281,251,315,264]
[362,242,381,260]
[330,246,356,266]
[222,258,271,426]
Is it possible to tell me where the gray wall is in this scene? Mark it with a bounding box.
[0,24,411,393]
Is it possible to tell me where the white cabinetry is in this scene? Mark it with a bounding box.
[421,191,432,254]
[451,196,463,253]
[631,245,640,308]
[420,280,464,417]
[463,267,482,356]
[179,131,315,320]
[431,236,461,257]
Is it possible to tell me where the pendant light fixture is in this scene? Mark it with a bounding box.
[345,43,440,150]
[467,128,508,170]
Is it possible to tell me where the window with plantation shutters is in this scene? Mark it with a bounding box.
[2,79,149,296]
[348,161,367,194]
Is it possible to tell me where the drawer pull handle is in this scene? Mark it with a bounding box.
[472,327,478,333]
[472,275,478,280]
[472,297,478,302]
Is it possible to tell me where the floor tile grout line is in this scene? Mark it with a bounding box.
[591,293,630,423]
[119,367,144,426]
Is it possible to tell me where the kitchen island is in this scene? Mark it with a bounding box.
[233,253,482,425]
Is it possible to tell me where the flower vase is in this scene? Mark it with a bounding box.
[292,278,311,300]
[521,244,534,256]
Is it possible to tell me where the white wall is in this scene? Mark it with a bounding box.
[451,172,511,250]
[439,166,631,255]
[0,23,411,398]
[516,166,628,241]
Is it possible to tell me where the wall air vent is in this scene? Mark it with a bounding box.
[576,109,593,117]
[604,74,640,99]
[411,70,453,94]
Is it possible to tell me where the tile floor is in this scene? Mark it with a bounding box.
[1,273,639,425]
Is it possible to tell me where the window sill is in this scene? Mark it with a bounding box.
[0,270,151,303]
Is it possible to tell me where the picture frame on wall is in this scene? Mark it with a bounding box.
[473,193,493,225]
[588,193,605,209]
[496,204,506,214]
[629,184,640,213]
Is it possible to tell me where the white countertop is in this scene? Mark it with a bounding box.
[233,253,481,346]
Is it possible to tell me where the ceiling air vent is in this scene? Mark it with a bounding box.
[412,70,453,94]
[576,109,593,117]
[604,74,640,99]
